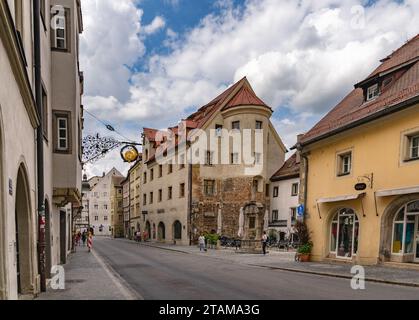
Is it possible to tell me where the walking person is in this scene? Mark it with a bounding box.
[82,232,87,247]
[198,234,206,252]
[262,232,269,255]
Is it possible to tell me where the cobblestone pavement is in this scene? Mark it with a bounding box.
[124,239,419,287]
[36,244,140,300]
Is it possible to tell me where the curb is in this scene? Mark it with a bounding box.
[251,264,419,288]
[115,239,419,289]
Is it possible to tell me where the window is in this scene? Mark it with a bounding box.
[256,121,263,130]
[291,183,299,197]
[215,124,223,137]
[272,210,279,222]
[104,216,108,221]
[392,201,418,255]
[158,189,163,202]
[273,187,279,198]
[291,208,297,225]
[168,162,173,174]
[57,115,69,151]
[330,209,359,258]
[205,151,214,166]
[254,153,262,165]
[179,183,185,198]
[52,8,67,50]
[150,192,154,204]
[143,172,147,184]
[204,180,215,197]
[104,205,108,210]
[103,192,107,197]
[231,153,239,165]
[410,136,419,159]
[143,194,147,206]
[42,86,48,139]
[249,217,256,229]
[179,154,186,170]
[265,184,270,197]
[367,84,379,101]
[338,152,352,176]
[168,187,173,200]
[232,121,240,130]
[94,216,99,221]
[150,169,154,181]
[159,165,163,178]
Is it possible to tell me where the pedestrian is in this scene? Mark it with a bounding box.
[262,231,269,255]
[82,232,87,247]
[198,234,206,252]
[87,229,93,253]
[77,232,82,246]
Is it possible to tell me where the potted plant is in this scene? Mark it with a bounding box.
[294,220,313,262]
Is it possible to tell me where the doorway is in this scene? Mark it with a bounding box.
[330,209,359,259]
[415,216,419,263]
[15,165,33,295]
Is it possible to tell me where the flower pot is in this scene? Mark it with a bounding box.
[298,254,310,262]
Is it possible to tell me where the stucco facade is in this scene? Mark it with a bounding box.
[139,78,286,246]
[299,36,419,266]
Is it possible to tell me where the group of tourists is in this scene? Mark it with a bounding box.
[134,230,149,242]
[74,228,94,252]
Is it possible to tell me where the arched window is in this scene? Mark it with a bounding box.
[330,209,359,258]
[392,201,419,255]
[174,221,182,240]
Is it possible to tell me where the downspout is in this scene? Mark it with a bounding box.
[33,0,46,293]
[188,151,193,246]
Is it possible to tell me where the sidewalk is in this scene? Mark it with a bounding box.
[124,239,419,288]
[37,246,140,300]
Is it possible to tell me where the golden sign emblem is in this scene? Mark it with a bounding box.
[120,145,139,163]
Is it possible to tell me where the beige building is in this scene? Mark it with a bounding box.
[0,0,83,299]
[122,176,130,238]
[128,159,142,238]
[139,78,286,245]
[85,168,123,237]
[110,176,124,238]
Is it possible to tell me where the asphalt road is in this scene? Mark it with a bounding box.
[94,237,419,300]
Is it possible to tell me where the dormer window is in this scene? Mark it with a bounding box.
[367,84,379,101]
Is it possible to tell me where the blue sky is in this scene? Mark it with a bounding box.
[80,0,419,176]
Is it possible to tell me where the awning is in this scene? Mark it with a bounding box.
[317,193,366,204]
[376,186,419,197]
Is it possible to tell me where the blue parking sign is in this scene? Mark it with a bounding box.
[297,205,305,218]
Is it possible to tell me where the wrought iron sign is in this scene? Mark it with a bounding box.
[82,134,141,164]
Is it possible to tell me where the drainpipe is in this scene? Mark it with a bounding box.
[188,154,193,246]
[33,0,46,293]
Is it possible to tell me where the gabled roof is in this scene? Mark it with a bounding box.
[300,34,419,146]
[271,153,300,182]
[223,85,269,110]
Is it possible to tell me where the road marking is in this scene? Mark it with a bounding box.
[92,249,144,300]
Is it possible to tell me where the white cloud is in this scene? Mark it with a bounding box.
[81,0,419,175]
[142,16,166,35]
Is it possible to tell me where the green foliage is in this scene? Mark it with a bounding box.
[204,233,220,245]
[298,242,313,255]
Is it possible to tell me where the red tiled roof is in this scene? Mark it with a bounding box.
[143,128,159,142]
[271,153,300,181]
[301,34,419,146]
[223,85,269,110]
[144,77,273,164]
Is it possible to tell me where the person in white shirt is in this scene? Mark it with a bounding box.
[262,232,269,255]
[199,235,206,252]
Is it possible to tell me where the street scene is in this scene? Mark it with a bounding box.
[1,0,419,304]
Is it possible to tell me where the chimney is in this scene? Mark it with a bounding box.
[102,172,106,177]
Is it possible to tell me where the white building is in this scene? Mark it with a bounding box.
[0,0,83,299]
[85,168,124,237]
[269,152,301,239]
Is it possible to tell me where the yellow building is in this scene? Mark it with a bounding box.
[128,159,143,237]
[297,35,419,266]
[111,176,124,238]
